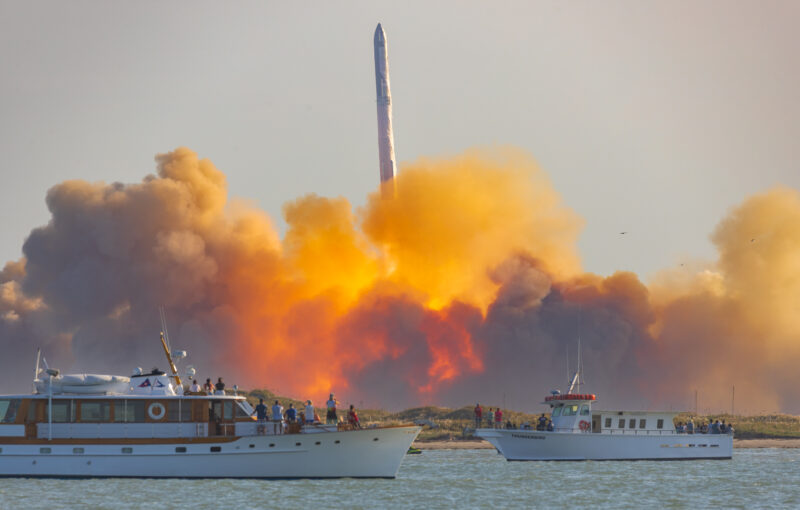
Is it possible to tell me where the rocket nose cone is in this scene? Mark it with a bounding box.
[374,23,385,43]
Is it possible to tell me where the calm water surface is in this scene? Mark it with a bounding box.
[1,449,798,509]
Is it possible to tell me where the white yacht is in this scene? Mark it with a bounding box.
[0,337,420,478]
[476,372,732,461]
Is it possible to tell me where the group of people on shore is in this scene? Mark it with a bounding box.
[252,393,362,435]
[676,418,734,435]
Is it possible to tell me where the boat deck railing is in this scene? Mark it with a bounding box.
[500,426,734,436]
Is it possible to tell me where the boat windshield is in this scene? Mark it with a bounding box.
[552,407,562,417]
[580,404,590,416]
[562,405,579,416]
[0,399,20,423]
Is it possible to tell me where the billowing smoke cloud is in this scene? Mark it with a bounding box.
[2,147,798,413]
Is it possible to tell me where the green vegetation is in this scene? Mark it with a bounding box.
[675,413,800,439]
[243,390,800,440]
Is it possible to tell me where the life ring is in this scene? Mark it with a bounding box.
[579,420,591,431]
[148,402,166,421]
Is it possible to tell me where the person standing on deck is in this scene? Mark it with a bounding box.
[253,398,268,435]
[285,403,297,424]
[271,400,284,434]
[494,408,503,429]
[214,377,225,395]
[326,393,339,424]
[474,404,482,429]
[304,400,315,424]
[203,378,214,394]
[189,380,200,393]
[348,405,361,429]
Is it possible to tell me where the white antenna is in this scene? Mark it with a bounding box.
[159,306,171,352]
[33,348,41,392]
[578,307,584,388]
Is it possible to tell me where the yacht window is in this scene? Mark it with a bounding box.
[618,419,625,428]
[28,400,39,422]
[114,400,146,423]
[0,399,21,423]
[168,400,192,422]
[604,418,612,428]
[236,401,253,418]
[73,448,84,454]
[563,405,579,416]
[121,447,133,454]
[181,400,192,422]
[551,407,562,418]
[579,405,590,416]
[639,419,646,429]
[80,401,111,422]
[224,401,234,420]
[47,400,76,423]
[657,419,664,429]
[629,419,636,429]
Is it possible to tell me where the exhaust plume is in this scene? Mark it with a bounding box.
[1,147,799,413]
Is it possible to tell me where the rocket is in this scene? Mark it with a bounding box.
[374,23,397,197]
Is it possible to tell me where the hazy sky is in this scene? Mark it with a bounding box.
[1,0,797,278]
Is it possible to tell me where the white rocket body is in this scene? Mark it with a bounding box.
[374,24,397,197]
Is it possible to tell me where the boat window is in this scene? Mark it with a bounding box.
[579,405,590,416]
[629,419,636,429]
[80,401,111,422]
[236,401,253,418]
[222,401,234,420]
[639,419,646,429]
[604,418,611,428]
[121,447,133,454]
[562,405,578,417]
[46,400,76,423]
[164,400,193,422]
[657,419,664,429]
[28,400,39,422]
[181,400,192,422]
[551,407,562,418]
[618,419,625,428]
[0,399,21,423]
[114,400,146,423]
[73,448,84,454]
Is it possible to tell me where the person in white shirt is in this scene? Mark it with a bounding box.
[326,393,339,424]
[271,400,284,435]
[188,380,200,393]
[304,400,315,424]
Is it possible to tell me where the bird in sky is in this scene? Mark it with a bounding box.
[620,231,627,235]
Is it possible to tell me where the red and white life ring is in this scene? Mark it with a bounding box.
[148,402,166,421]
[579,420,591,431]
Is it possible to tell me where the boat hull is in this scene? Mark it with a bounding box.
[0,426,421,478]
[476,429,732,461]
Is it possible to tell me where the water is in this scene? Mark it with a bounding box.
[1,449,798,509]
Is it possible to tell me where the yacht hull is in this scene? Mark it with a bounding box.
[476,429,732,461]
[0,426,421,478]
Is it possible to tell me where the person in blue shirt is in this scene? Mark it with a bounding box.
[285,403,297,423]
[253,398,268,435]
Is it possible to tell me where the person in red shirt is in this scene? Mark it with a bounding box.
[347,404,361,429]
[474,404,483,428]
[494,408,503,429]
